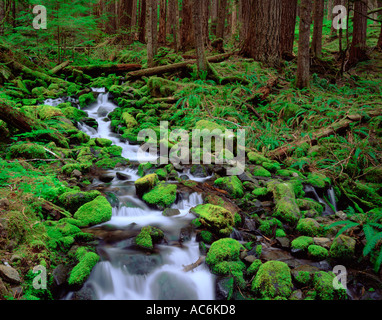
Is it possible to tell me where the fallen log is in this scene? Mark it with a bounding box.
[49,60,72,75]
[127,52,235,79]
[69,63,142,77]
[267,110,382,160]
[183,256,205,272]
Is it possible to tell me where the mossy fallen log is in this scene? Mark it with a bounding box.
[69,63,142,77]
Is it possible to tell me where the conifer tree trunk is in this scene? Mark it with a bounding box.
[180,0,194,50]
[348,0,368,67]
[279,0,298,59]
[193,0,208,73]
[138,0,147,43]
[312,0,324,57]
[296,0,313,89]
[158,0,167,45]
[119,0,133,42]
[168,0,180,51]
[147,0,158,67]
[216,0,227,40]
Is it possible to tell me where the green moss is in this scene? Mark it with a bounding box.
[247,259,262,276]
[252,166,272,177]
[259,218,283,237]
[155,168,168,180]
[79,92,96,109]
[313,271,347,300]
[296,218,322,237]
[191,204,234,237]
[214,176,244,198]
[251,261,293,299]
[61,106,87,122]
[95,157,128,169]
[308,245,329,260]
[293,271,312,286]
[122,112,138,128]
[276,228,286,237]
[304,172,331,189]
[142,182,177,209]
[291,236,314,250]
[364,166,382,183]
[68,248,100,286]
[262,161,281,172]
[200,230,214,244]
[329,235,356,260]
[135,226,153,250]
[137,162,154,177]
[103,145,123,157]
[296,198,324,215]
[271,182,301,224]
[69,196,112,227]
[61,163,82,175]
[247,151,270,165]
[95,138,113,147]
[252,187,269,197]
[8,143,47,160]
[58,190,102,213]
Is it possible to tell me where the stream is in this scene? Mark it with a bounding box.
[62,89,216,300]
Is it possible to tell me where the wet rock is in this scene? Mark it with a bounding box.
[329,235,356,261]
[276,237,291,249]
[162,208,181,217]
[122,254,162,275]
[290,289,303,300]
[179,226,193,243]
[70,285,98,300]
[71,169,82,179]
[313,237,332,249]
[116,172,131,181]
[190,164,210,178]
[0,265,21,284]
[216,277,234,300]
[98,172,115,183]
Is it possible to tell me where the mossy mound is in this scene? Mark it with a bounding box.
[142,182,177,209]
[135,173,159,197]
[270,182,301,225]
[58,190,102,213]
[251,261,293,299]
[296,218,322,237]
[63,196,112,228]
[252,166,272,177]
[191,204,234,237]
[247,151,270,165]
[214,176,244,199]
[291,236,314,250]
[313,271,347,300]
[329,235,356,261]
[308,245,329,261]
[135,226,165,251]
[67,247,100,286]
[7,142,48,160]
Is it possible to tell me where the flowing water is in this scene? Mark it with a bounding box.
[63,89,215,300]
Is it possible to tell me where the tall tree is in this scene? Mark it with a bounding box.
[279,0,298,59]
[180,0,194,50]
[216,0,227,40]
[138,0,147,43]
[296,0,313,89]
[168,0,180,51]
[147,0,158,67]
[312,0,324,57]
[348,0,368,67]
[158,0,167,45]
[119,0,134,42]
[241,0,282,66]
[193,0,208,73]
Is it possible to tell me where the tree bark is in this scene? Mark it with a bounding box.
[312,0,324,57]
[138,0,147,43]
[296,0,313,89]
[240,0,282,66]
[119,0,134,42]
[168,0,180,51]
[216,0,227,40]
[378,19,382,49]
[192,0,208,74]
[158,0,167,45]
[279,0,298,59]
[348,0,368,68]
[147,0,158,67]
[180,0,195,51]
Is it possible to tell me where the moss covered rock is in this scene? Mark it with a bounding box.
[135,173,159,197]
[291,236,314,250]
[68,247,100,286]
[252,166,272,177]
[304,172,331,189]
[329,235,356,261]
[251,261,293,299]
[69,196,112,227]
[122,112,138,129]
[313,271,347,300]
[247,151,270,165]
[270,182,301,224]
[58,190,102,213]
[135,226,164,251]
[214,176,244,198]
[8,143,47,160]
[142,182,177,209]
[191,204,234,237]
[296,218,322,237]
[308,245,329,261]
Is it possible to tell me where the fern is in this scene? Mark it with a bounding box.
[363,231,382,256]
[374,250,382,273]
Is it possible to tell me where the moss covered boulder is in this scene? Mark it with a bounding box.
[135,226,164,251]
[8,143,48,160]
[67,196,112,227]
[329,235,356,261]
[191,204,234,237]
[68,247,100,287]
[58,190,102,213]
[135,173,159,197]
[271,182,301,225]
[296,218,322,237]
[214,176,244,198]
[142,182,177,209]
[206,238,246,288]
[313,271,347,300]
[251,261,293,299]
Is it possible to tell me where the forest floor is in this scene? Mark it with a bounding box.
[0,24,382,301]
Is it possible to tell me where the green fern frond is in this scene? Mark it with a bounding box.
[335,221,360,238]
[363,231,382,257]
[373,249,382,273]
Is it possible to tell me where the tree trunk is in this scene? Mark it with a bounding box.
[147,0,158,67]
[119,0,134,42]
[158,0,167,45]
[131,0,138,40]
[202,0,210,46]
[168,0,180,51]
[193,0,208,74]
[296,0,313,89]
[216,0,227,40]
[180,0,195,51]
[240,0,282,66]
[105,0,117,34]
[348,0,368,68]
[312,0,324,57]
[0,0,4,35]
[211,0,219,35]
[138,0,147,43]
[279,0,298,59]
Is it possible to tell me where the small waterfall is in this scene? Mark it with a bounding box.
[304,185,336,216]
[327,186,338,213]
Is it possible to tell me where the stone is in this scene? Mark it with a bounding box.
[313,237,332,249]
[0,265,21,284]
[98,172,115,183]
[71,169,82,179]
[135,174,159,197]
[0,198,9,208]
[116,172,131,181]
[162,208,181,217]
[329,235,356,260]
[296,218,322,236]
[216,277,234,300]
